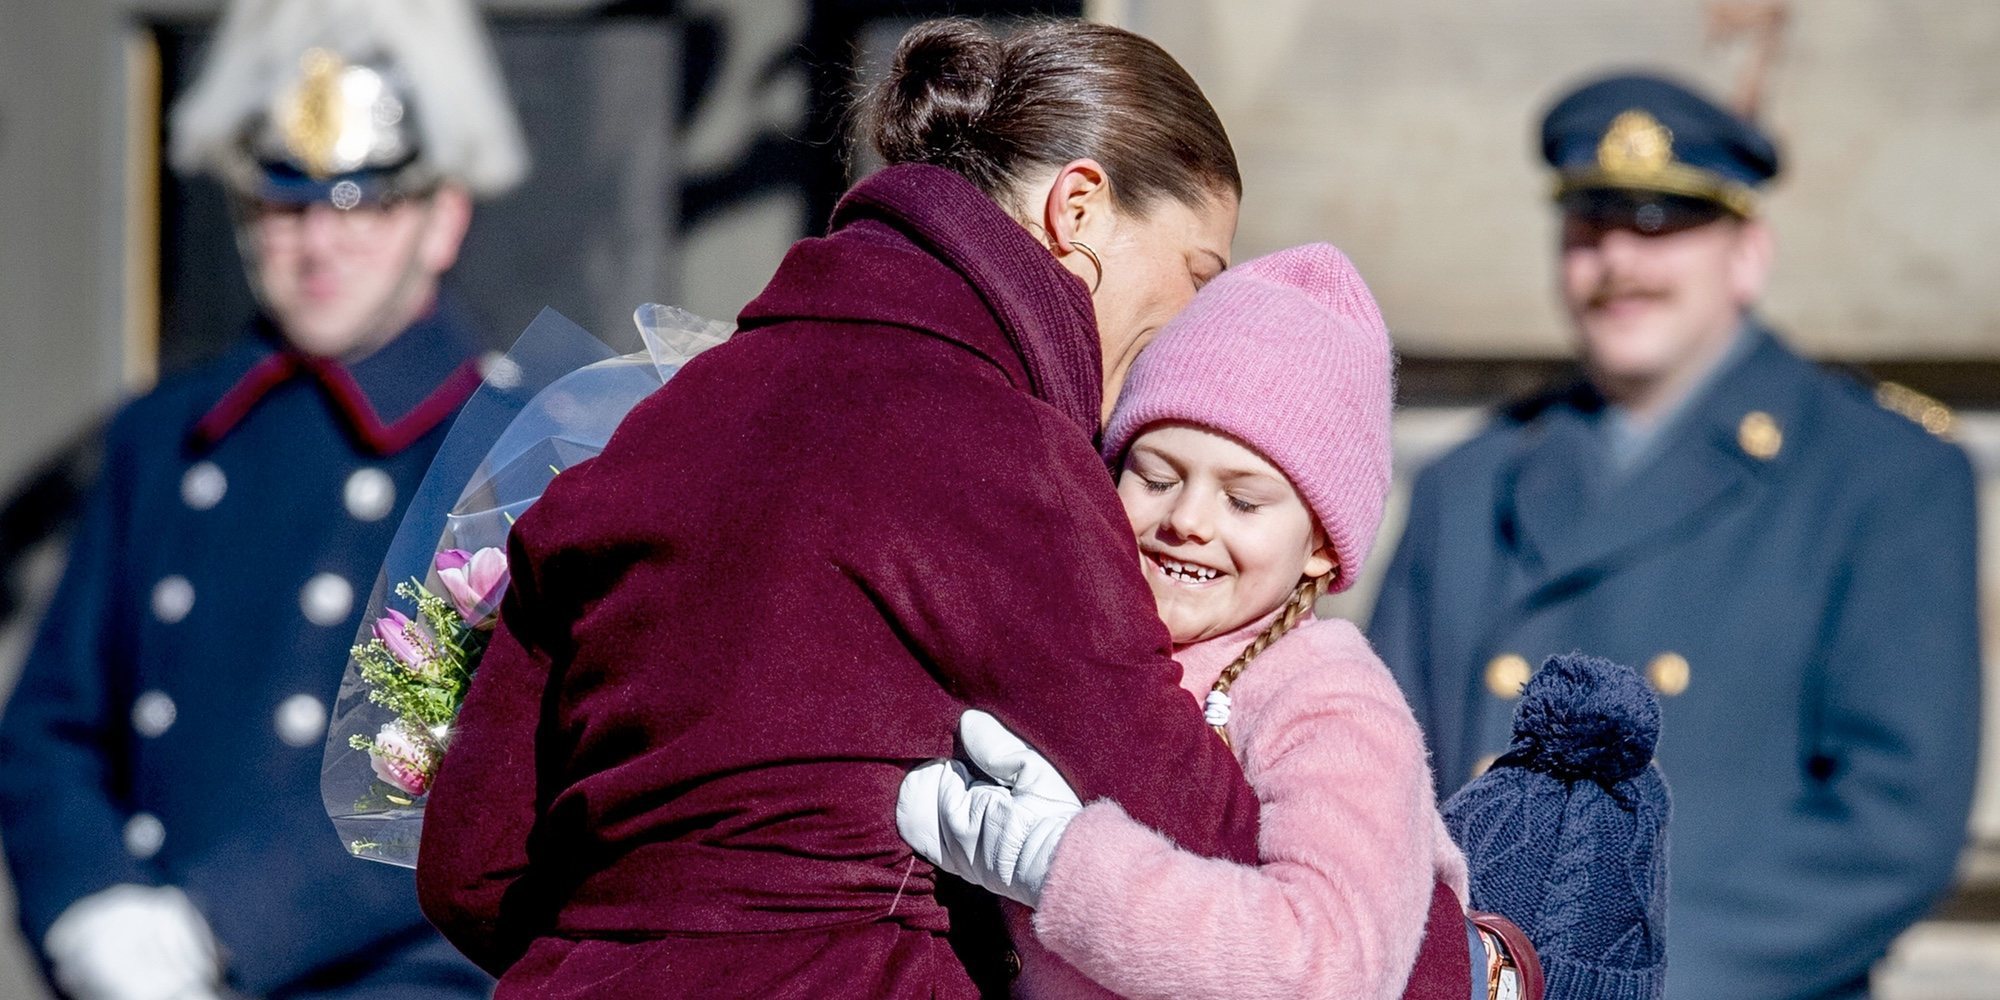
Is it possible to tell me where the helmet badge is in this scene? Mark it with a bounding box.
[276,48,405,181]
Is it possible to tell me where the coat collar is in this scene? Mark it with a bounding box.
[189,297,483,457]
[738,164,1103,437]
[1499,323,1810,603]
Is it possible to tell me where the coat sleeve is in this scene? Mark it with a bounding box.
[1026,641,1441,1000]
[851,407,1261,864]
[416,515,559,976]
[1696,446,1981,996]
[0,418,159,947]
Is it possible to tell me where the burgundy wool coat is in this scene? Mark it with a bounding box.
[416,164,1262,998]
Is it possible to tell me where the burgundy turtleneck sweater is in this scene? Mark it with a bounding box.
[417,164,1260,998]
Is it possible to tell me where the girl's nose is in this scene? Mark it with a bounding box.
[1164,494,1212,544]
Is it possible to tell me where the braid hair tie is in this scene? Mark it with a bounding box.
[1204,690,1232,727]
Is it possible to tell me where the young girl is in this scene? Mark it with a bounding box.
[898,243,1470,999]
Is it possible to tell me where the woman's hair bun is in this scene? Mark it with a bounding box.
[869,19,1008,186]
[856,17,1239,211]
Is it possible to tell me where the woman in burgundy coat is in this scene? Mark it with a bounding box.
[418,19,1260,997]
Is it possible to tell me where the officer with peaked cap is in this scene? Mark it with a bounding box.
[1370,72,1980,999]
[0,1,525,997]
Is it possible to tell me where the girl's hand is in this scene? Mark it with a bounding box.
[895,710,1082,907]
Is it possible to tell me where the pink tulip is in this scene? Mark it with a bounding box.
[368,721,437,797]
[436,547,509,626]
[372,608,432,668]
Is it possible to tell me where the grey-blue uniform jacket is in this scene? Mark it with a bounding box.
[0,307,493,998]
[1369,326,1980,1000]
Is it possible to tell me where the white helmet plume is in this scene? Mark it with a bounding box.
[169,0,528,198]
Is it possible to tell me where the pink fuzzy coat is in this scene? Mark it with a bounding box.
[1009,613,1469,1000]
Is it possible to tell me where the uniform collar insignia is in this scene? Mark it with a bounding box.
[1873,381,1957,439]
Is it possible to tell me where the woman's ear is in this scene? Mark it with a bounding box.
[1304,542,1337,581]
[1040,158,1110,252]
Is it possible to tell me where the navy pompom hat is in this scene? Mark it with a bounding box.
[1443,653,1672,1000]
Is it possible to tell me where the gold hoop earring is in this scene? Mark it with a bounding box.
[1069,241,1104,294]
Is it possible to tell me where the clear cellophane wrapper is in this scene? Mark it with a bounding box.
[322,305,730,866]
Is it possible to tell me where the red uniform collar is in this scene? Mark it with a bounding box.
[189,349,481,457]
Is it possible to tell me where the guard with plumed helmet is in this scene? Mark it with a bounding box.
[0,1,526,997]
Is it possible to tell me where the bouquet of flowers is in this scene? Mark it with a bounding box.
[323,304,730,866]
[344,546,507,801]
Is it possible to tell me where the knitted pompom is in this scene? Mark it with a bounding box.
[1504,653,1660,784]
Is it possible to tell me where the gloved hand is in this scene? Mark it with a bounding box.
[897,709,1082,907]
[44,884,226,1000]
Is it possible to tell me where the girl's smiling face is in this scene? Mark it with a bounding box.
[1116,423,1334,645]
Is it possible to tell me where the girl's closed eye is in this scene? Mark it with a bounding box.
[1226,494,1264,514]
[1126,450,1183,493]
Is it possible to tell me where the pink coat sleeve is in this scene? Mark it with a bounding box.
[1028,620,1456,1000]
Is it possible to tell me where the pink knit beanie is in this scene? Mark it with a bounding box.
[1101,243,1394,593]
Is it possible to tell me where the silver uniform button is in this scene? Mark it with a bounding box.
[131,691,177,739]
[274,693,328,748]
[123,813,165,860]
[300,573,354,627]
[151,576,195,624]
[180,462,227,511]
[343,468,396,522]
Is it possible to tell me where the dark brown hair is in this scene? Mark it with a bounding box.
[862,18,1240,215]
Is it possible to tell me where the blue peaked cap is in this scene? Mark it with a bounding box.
[1542,72,1781,217]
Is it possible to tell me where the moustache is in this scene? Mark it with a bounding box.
[1585,282,1670,310]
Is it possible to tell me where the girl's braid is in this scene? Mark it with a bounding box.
[1210,570,1336,744]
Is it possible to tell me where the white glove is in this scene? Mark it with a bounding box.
[897,710,1082,908]
[44,884,225,1000]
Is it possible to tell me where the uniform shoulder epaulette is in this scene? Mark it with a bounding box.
[1872,380,1957,439]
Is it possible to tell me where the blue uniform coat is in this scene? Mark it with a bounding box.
[0,307,492,998]
[1369,327,1980,1000]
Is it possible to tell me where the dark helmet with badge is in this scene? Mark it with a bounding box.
[1541,72,1780,234]
[167,0,528,209]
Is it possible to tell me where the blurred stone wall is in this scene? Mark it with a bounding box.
[1111,0,2000,360]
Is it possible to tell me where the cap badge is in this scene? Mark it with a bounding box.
[1597,110,1676,177]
